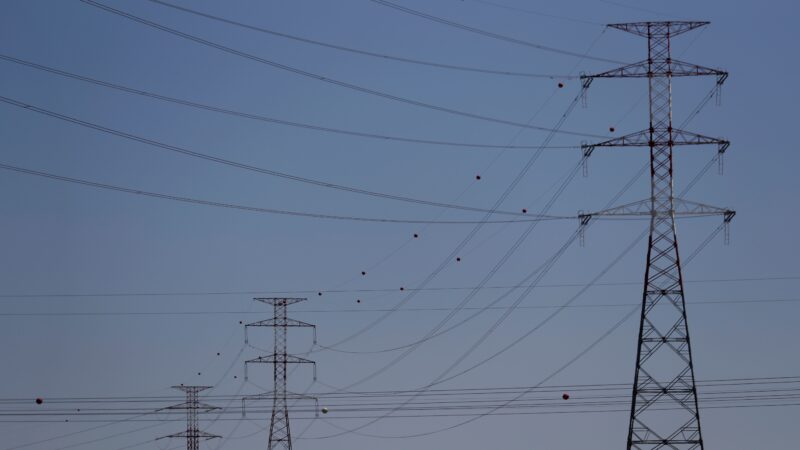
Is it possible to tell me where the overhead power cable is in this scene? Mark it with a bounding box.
[0,162,561,225]
[79,0,606,139]
[1,275,792,299]
[0,54,578,151]
[369,0,623,64]
[0,94,551,218]
[317,82,587,359]
[465,0,603,26]
[147,0,574,79]
[1,297,797,317]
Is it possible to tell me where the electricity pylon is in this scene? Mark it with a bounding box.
[244,297,316,450]
[579,22,733,450]
[157,385,220,450]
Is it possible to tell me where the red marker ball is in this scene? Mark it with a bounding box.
[558,82,564,88]
[400,287,405,291]
[522,208,528,214]
[361,271,366,276]
[318,292,322,296]
[413,233,419,238]
[356,299,361,303]
[609,126,616,132]
[456,257,461,262]
[35,398,43,405]
[475,175,481,180]
[562,393,570,400]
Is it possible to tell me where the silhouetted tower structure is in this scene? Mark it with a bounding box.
[157,385,220,450]
[244,297,316,450]
[580,22,733,450]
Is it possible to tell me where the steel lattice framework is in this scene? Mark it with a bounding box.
[157,385,220,450]
[244,298,316,450]
[580,22,733,450]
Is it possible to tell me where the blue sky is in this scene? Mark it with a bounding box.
[0,0,798,449]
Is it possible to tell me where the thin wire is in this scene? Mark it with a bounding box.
[0,162,566,225]
[0,53,578,151]
[0,95,552,219]
[466,0,603,26]
[1,275,792,299]
[80,0,605,139]
[368,0,623,64]
[147,0,574,79]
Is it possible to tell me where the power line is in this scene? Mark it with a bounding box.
[465,0,603,26]
[0,54,578,151]
[1,275,794,299]
[79,0,606,139]
[368,0,623,64]
[0,297,797,317]
[0,162,564,225]
[315,83,587,362]
[0,94,555,219]
[147,0,575,79]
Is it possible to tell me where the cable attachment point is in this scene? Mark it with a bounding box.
[578,212,592,247]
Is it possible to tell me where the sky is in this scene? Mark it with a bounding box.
[0,0,798,449]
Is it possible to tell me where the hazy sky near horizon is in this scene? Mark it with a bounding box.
[0,0,798,449]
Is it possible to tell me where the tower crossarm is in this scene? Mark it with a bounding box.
[581,59,726,81]
[158,402,220,413]
[581,129,729,158]
[245,318,315,329]
[246,354,316,365]
[580,198,734,219]
[157,431,221,441]
[608,21,709,37]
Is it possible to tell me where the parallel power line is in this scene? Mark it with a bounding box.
[368,0,622,63]
[0,162,562,225]
[79,0,607,139]
[147,0,575,79]
[0,54,579,151]
[0,95,555,218]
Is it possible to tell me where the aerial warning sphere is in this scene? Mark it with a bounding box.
[475,175,481,180]
[321,407,329,414]
[413,233,419,238]
[35,398,43,405]
[609,126,616,132]
[558,82,564,88]
[522,208,528,214]
[361,271,366,276]
[456,257,461,262]
[562,393,570,400]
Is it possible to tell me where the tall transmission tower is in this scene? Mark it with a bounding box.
[244,297,317,450]
[579,22,734,450]
[157,385,220,450]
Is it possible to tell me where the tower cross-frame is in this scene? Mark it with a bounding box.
[244,297,317,450]
[580,21,733,450]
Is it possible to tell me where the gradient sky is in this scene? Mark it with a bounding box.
[0,0,798,449]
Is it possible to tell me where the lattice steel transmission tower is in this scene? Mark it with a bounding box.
[157,385,220,450]
[244,297,316,450]
[580,22,734,450]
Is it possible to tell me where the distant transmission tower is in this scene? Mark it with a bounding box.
[580,22,734,449]
[244,297,317,450]
[157,385,220,450]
